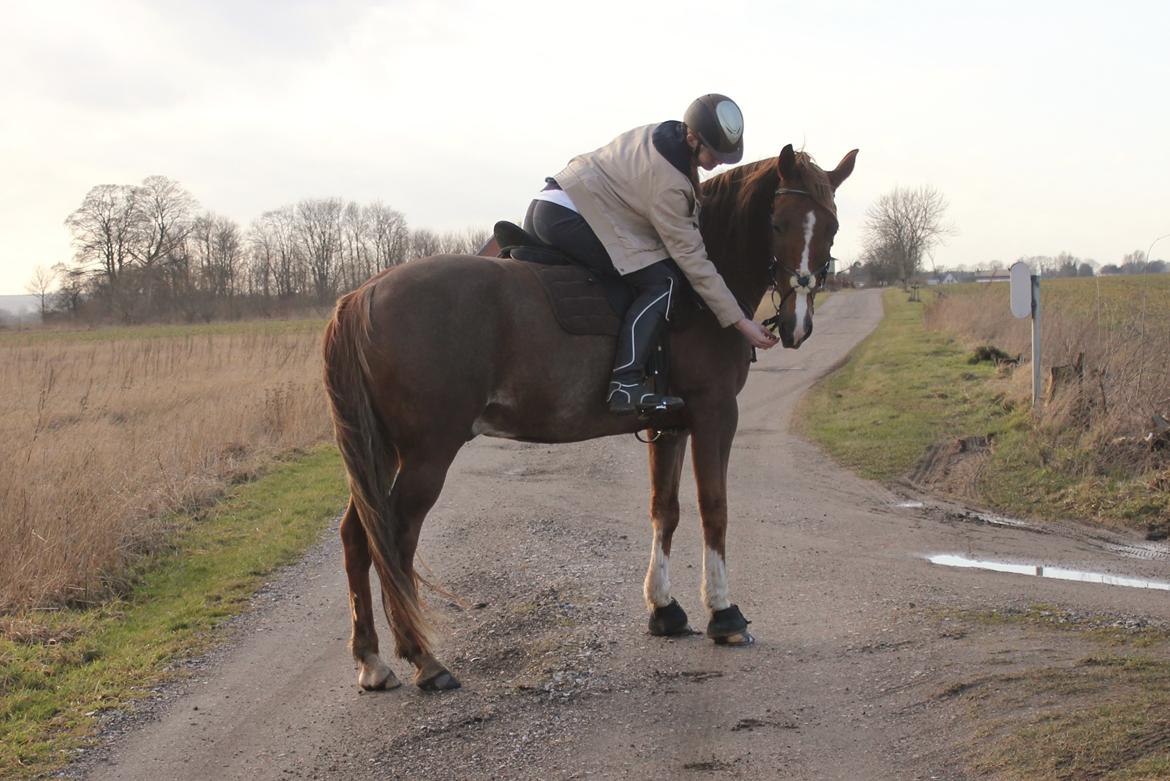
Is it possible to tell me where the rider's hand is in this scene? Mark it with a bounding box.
[734,318,780,349]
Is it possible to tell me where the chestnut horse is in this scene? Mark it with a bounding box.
[323,144,857,691]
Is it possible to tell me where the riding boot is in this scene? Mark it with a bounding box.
[607,285,684,415]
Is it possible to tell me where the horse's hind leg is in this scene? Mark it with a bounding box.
[383,446,462,691]
[340,499,401,690]
[644,430,692,636]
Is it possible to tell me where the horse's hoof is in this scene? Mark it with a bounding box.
[706,604,753,646]
[648,598,691,636]
[416,670,462,692]
[358,657,402,690]
[712,630,755,646]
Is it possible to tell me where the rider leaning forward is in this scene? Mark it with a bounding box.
[523,94,780,415]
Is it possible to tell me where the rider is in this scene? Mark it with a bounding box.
[523,94,779,415]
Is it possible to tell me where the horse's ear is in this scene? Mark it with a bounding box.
[777,144,798,183]
[828,149,859,190]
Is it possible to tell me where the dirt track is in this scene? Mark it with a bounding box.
[79,289,1170,780]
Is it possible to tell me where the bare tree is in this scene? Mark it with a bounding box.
[340,201,373,290]
[367,202,410,271]
[65,184,139,285]
[25,265,57,317]
[410,228,442,259]
[439,227,491,255]
[129,176,196,269]
[296,198,344,301]
[862,186,952,285]
[250,207,304,299]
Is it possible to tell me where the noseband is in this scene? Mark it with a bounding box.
[762,188,837,334]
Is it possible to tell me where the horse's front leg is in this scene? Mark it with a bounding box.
[644,429,692,636]
[690,402,754,646]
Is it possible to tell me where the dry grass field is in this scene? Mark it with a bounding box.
[923,275,1169,527]
[0,321,333,610]
[926,275,1170,443]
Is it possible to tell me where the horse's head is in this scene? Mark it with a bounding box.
[767,145,857,348]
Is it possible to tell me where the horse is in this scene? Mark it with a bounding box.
[322,143,858,691]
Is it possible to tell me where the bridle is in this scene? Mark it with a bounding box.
[762,187,838,334]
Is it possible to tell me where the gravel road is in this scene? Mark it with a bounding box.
[78,289,1170,780]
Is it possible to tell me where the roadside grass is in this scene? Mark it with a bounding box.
[0,446,346,780]
[923,276,1170,533]
[794,288,1021,480]
[937,608,1170,780]
[796,288,1168,532]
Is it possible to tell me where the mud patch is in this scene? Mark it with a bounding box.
[907,435,993,494]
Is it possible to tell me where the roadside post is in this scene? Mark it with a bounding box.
[1009,261,1041,406]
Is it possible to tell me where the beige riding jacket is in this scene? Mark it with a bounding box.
[553,124,745,328]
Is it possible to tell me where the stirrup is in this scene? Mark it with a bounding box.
[636,390,684,415]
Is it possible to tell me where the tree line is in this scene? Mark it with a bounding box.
[856,186,1167,286]
[38,175,489,322]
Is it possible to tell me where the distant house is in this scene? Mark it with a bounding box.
[975,269,1011,284]
[926,272,958,286]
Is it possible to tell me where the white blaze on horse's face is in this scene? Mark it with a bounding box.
[791,210,816,344]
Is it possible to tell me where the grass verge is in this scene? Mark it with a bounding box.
[937,607,1170,780]
[0,446,346,779]
[796,289,1167,532]
[795,288,1021,479]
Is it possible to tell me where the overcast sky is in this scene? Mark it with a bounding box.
[2,0,1168,294]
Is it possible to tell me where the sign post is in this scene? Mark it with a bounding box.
[1009,261,1041,405]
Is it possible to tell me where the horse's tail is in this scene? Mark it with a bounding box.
[322,285,430,658]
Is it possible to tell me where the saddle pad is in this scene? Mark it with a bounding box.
[522,263,622,337]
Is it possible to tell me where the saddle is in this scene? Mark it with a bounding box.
[494,221,703,414]
[493,221,630,337]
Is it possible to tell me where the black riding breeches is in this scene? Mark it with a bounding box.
[523,200,615,279]
[523,198,681,381]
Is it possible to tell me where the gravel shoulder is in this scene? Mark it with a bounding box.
[75,289,1170,780]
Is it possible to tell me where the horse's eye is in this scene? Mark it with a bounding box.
[772,221,788,235]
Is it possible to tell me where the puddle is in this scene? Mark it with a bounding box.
[927,554,1170,592]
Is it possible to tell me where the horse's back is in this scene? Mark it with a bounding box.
[358,255,625,444]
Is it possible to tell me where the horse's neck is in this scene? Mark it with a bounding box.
[703,167,776,317]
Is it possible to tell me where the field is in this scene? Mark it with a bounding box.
[925,276,1170,528]
[0,319,333,610]
[927,276,1170,432]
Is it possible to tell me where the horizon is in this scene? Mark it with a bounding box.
[2,0,1169,296]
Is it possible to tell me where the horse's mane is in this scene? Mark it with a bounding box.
[700,151,837,266]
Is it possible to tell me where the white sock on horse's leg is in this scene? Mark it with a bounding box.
[644,531,672,610]
[702,547,731,612]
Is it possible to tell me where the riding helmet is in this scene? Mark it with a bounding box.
[684,94,744,165]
